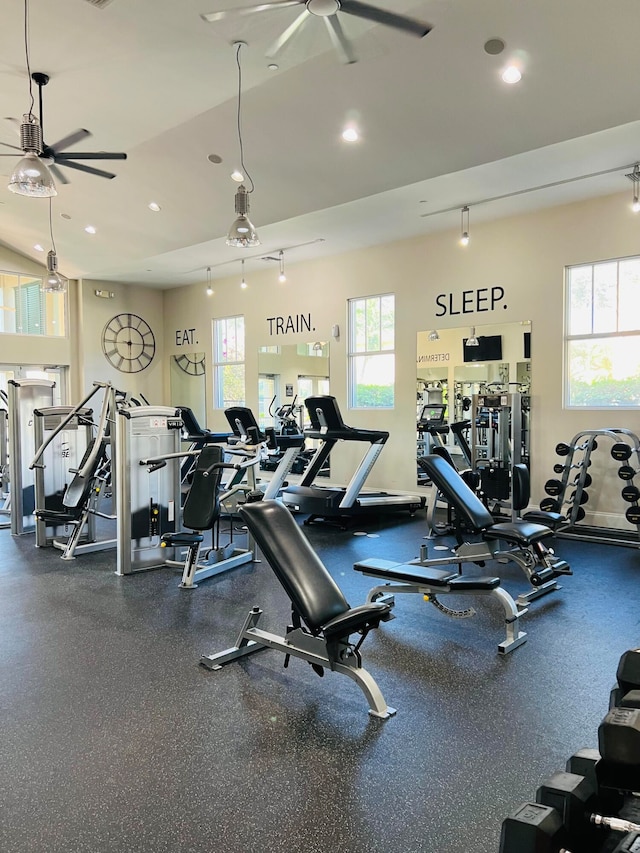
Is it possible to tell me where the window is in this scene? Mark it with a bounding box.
[213,316,245,408]
[0,271,66,337]
[348,294,395,408]
[565,257,640,407]
[258,374,277,428]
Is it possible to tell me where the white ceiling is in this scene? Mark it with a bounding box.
[0,0,639,287]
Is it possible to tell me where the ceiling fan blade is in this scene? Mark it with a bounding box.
[48,128,92,153]
[54,151,127,161]
[201,1,301,22]
[266,8,311,58]
[324,15,357,64]
[0,141,23,152]
[50,163,70,185]
[339,0,432,37]
[57,159,118,179]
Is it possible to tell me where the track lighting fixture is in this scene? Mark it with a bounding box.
[226,42,259,248]
[42,197,66,293]
[428,330,440,342]
[206,266,213,296]
[7,1,57,197]
[460,206,470,246]
[240,258,247,289]
[278,250,287,283]
[467,326,479,347]
[628,165,640,213]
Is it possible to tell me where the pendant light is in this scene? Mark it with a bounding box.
[467,326,479,346]
[629,165,640,213]
[240,258,247,289]
[226,42,259,248]
[8,0,57,198]
[459,206,470,246]
[43,197,67,293]
[278,249,287,283]
[206,266,213,296]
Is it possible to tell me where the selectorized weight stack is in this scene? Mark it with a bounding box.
[115,406,183,576]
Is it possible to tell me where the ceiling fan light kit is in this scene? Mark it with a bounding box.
[202,0,432,64]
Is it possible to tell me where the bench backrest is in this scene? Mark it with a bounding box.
[239,500,349,631]
[418,454,494,531]
[182,445,224,531]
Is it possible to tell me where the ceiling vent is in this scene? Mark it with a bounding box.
[83,0,116,8]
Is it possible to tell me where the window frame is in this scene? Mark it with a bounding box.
[564,255,640,409]
[212,315,246,409]
[347,293,395,410]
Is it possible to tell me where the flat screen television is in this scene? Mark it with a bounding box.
[463,334,503,362]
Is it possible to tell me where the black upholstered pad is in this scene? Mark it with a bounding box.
[321,602,392,640]
[225,406,262,440]
[161,532,204,545]
[354,558,500,590]
[418,455,495,531]
[483,520,553,545]
[523,510,566,529]
[181,445,224,531]
[240,500,389,634]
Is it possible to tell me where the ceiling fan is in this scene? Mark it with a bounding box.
[0,72,127,184]
[201,0,433,64]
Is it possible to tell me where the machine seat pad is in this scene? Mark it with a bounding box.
[161,532,205,545]
[354,557,456,586]
[522,510,566,529]
[447,575,500,590]
[35,508,82,523]
[354,558,499,590]
[322,602,392,640]
[483,521,553,546]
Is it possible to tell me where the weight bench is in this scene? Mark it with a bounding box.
[200,499,396,719]
[353,558,527,655]
[417,455,572,607]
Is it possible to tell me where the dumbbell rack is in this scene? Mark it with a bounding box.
[541,429,640,547]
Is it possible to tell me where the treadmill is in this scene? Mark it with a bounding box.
[281,395,425,525]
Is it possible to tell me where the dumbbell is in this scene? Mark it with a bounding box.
[553,461,592,474]
[540,498,586,521]
[555,439,597,456]
[612,443,634,462]
[545,474,593,496]
[598,707,640,794]
[618,465,639,481]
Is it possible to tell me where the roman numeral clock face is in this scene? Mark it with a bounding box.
[101,313,156,373]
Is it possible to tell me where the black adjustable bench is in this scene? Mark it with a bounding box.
[200,499,396,719]
[417,454,572,606]
[353,558,527,655]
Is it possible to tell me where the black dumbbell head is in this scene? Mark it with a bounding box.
[626,506,640,525]
[598,706,640,767]
[500,802,565,853]
[555,443,571,456]
[612,442,633,461]
[617,649,640,696]
[540,498,561,513]
[618,465,636,481]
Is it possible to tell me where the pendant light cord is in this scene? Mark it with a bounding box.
[24,0,35,118]
[235,42,254,194]
[49,197,56,253]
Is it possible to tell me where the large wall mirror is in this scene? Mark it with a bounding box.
[169,352,206,426]
[257,342,330,430]
[416,321,531,484]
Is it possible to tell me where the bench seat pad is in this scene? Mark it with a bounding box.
[483,521,553,546]
[354,558,500,590]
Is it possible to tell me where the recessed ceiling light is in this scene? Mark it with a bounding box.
[501,65,522,84]
[33,243,44,252]
[484,38,505,55]
[231,169,244,182]
[342,127,359,143]
[207,154,223,164]
[267,63,279,71]
[84,225,97,234]
[148,202,161,212]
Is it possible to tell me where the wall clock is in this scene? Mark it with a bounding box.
[174,353,205,376]
[102,313,156,373]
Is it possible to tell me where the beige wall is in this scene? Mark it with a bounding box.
[3,189,640,525]
[163,189,640,524]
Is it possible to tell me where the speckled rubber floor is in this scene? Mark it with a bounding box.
[0,509,638,853]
